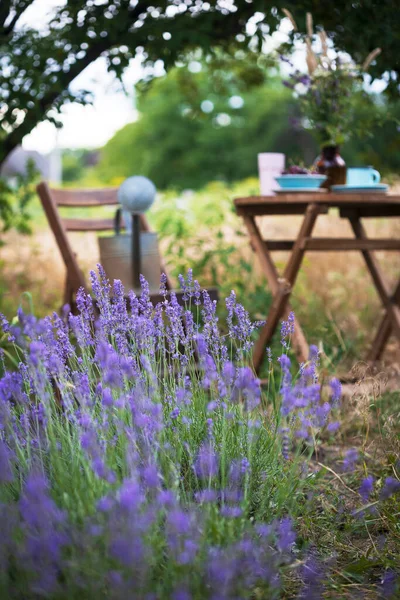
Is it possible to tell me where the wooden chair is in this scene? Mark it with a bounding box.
[37,182,217,311]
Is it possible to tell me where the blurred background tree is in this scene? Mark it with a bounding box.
[96,65,316,190]
[91,63,399,191]
[0,159,38,245]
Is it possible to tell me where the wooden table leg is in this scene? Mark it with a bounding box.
[349,218,400,357]
[283,203,321,285]
[252,280,291,369]
[242,215,309,363]
[247,203,320,372]
[367,278,400,361]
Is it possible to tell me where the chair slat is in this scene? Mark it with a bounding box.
[63,218,122,231]
[53,188,119,207]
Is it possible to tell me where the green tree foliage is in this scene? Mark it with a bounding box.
[62,149,96,183]
[1,1,398,168]
[97,67,317,190]
[343,96,400,173]
[0,159,38,244]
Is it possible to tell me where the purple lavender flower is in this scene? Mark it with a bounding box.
[194,443,219,480]
[299,553,324,599]
[380,569,398,598]
[281,311,295,346]
[178,270,193,301]
[220,506,242,518]
[330,378,342,406]
[343,448,358,471]
[142,464,160,489]
[0,439,14,483]
[195,489,218,503]
[359,476,374,502]
[225,290,255,354]
[380,477,400,500]
[19,471,68,595]
[231,366,260,410]
[172,587,192,600]
[160,272,168,294]
[277,517,296,552]
[327,421,340,433]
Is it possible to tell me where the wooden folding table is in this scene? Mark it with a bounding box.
[234,193,400,372]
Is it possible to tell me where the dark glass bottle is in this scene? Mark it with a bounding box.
[315,145,346,189]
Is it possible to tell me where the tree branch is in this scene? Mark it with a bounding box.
[0,1,145,166]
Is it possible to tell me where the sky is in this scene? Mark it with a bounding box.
[19,1,386,155]
[23,58,142,154]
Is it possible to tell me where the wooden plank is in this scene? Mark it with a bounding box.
[236,204,316,217]
[303,238,400,251]
[52,188,119,207]
[234,195,400,219]
[340,206,400,219]
[263,240,294,251]
[63,218,116,231]
[235,194,400,206]
[263,239,400,251]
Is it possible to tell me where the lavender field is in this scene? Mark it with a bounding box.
[0,268,398,599]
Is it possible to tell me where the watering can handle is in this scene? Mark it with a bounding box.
[114,207,122,235]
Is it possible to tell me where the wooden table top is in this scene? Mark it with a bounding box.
[234,193,400,218]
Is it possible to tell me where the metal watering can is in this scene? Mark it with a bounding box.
[98,207,161,295]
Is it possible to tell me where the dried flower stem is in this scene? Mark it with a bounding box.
[319,29,328,57]
[282,8,298,31]
[306,12,313,39]
[362,47,382,71]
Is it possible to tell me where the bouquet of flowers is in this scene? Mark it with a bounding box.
[282,10,381,148]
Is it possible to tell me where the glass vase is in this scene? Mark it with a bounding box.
[314,145,346,189]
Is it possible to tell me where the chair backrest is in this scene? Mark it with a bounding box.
[37,181,172,292]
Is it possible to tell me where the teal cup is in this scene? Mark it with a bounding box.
[346,167,381,186]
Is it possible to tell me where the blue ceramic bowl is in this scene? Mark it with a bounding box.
[274,174,327,190]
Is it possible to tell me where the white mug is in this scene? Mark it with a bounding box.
[258,153,285,196]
